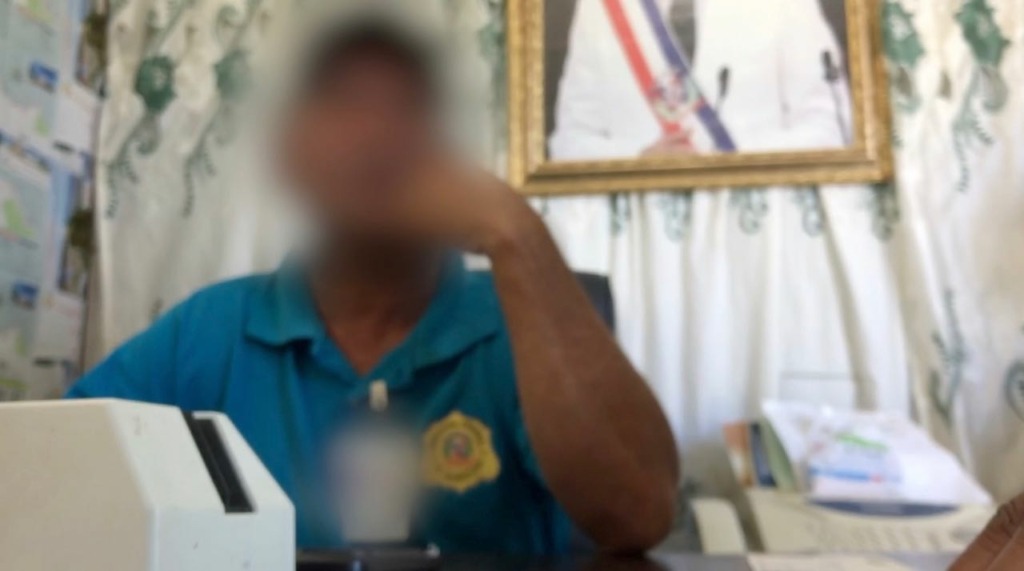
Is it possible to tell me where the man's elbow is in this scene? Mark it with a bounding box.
[593,482,677,554]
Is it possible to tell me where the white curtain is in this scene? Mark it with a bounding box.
[883,0,1024,502]
[95,0,291,348]
[537,182,911,492]
[95,0,1024,500]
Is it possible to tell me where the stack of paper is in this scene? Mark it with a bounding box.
[723,401,992,506]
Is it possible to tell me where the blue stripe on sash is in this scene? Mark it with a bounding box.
[638,0,737,152]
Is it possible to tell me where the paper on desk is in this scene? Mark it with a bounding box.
[762,401,992,505]
[747,554,913,571]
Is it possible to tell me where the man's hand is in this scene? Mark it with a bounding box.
[641,131,696,158]
[952,493,1024,570]
[394,154,538,255]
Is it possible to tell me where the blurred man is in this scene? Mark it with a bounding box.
[549,0,852,159]
[67,20,679,555]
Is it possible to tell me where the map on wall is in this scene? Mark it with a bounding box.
[0,132,90,401]
[0,162,47,280]
[0,134,50,400]
[0,147,48,281]
[0,0,96,402]
[0,0,61,146]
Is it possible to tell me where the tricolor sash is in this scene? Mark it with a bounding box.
[602,0,737,152]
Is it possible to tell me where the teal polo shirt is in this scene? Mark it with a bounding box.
[66,261,573,555]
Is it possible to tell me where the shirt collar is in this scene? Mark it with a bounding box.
[244,255,503,372]
[406,263,503,371]
[245,258,326,348]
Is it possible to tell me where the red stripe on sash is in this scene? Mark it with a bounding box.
[602,0,681,136]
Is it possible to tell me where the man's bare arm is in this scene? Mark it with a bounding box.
[393,160,679,551]
[483,204,680,553]
[951,493,1024,571]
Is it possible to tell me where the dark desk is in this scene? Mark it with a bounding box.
[299,552,958,571]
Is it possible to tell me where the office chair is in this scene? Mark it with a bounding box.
[575,273,616,332]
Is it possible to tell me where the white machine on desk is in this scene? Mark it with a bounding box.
[690,490,993,555]
[688,401,997,556]
[0,399,295,571]
[744,489,992,553]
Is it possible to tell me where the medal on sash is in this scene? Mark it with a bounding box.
[602,0,737,152]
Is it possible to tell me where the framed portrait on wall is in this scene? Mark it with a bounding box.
[507,0,893,195]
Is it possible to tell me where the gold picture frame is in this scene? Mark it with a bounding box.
[508,0,894,195]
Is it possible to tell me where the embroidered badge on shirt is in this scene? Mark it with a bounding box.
[423,411,501,493]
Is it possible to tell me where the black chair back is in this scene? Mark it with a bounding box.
[575,273,616,332]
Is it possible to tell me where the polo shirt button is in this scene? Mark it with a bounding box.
[370,380,388,412]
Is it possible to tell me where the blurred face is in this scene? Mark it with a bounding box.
[281,46,438,248]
